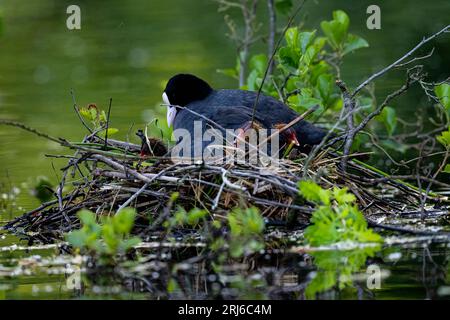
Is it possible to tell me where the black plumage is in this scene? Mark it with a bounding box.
[163,74,328,156]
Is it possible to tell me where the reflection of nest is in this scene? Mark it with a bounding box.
[3,133,447,244]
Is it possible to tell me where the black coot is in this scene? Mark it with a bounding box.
[162,74,327,155]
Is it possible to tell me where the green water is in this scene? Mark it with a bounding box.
[0,0,450,299]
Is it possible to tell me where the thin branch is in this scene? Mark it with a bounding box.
[336,80,356,170]
[352,25,450,97]
[104,98,113,150]
[0,120,62,144]
[353,70,418,135]
[250,0,307,124]
[267,0,276,75]
[71,89,93,134]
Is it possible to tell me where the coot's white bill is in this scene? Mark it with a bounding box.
[163,92,177,127]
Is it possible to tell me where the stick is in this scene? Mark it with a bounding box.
[104,98,113,150]
[352,25,449,97]
[336,80,356,170]
[71,89,93,133]
[267,0,276,75]
[250,0,307,124]
[0,120,62,144]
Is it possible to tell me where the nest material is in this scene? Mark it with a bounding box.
[2,133,446,244]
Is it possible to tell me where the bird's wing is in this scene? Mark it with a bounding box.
[175,104,268,131]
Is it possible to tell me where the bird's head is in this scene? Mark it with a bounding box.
[273,124,300,147]
[162,74,213,127]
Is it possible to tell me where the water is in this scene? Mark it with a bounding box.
[0,0,450,299]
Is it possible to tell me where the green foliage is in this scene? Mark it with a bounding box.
[261,10,366,116]
[245,54,268,91]
[66,208,141,260]
[164,206,208,229]
[432,84,450,150]
[226,207,265,258]
[79,104,119,138]
[299,181,383,297]
[207,207,266,260]
[298,181,382,246]
[305,246,381,299]
[218,9,411,162]
[142,117,173,144]
[443,164,450,174]
[320,10,369,55]
[435,83,450,113]
[277,27,338,114]
[377,106,397,136]
[437,127,450,149]
[228,274,267,299]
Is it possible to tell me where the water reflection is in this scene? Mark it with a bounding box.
[304,244,382,299]
[2,237,450,300]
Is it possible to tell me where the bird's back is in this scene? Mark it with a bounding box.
[209,90,328,147]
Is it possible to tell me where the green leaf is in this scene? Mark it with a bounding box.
[79,108,93,121]
[112,207,137,234]
[298,181,331,205]
[230,241,245,258]
[245,207,265,234]
[333,10,350,31]
[305,247,380,298]
[435,83,450,111]
[102,223,118,253]
[378,106,397,136]
[246,69,260,91]
[288,89,323,113]
[298,31,316,54]
[170,192,180,203]
[278,47,299,71]
[186,208,207,226]
[217,68,238,79]
[66,230,88,248]
[78,209,97,226]
[343,34,369,55]
[300,182,382,246]
[99,110,107,123]
[249,54,268,75]
[167,278,179,293]
[98,128,119,138]
[89,108,98,123]
[305,269,337,299]
[302,45,318,67]
[443,164,450,174]
[228,207,265,236]
[119,237,141,251]
[320,10,350,50]
[285,27,299,49]
[437,128,450,148]
[332,187,356,204]
[316,73,334,103]
[309,60,332,85]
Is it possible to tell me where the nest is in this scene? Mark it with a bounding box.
[2,131,447,244]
